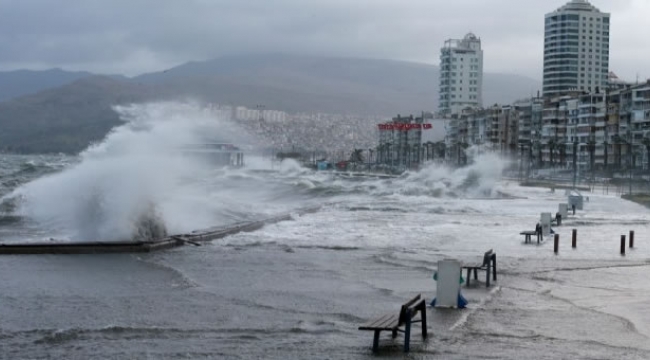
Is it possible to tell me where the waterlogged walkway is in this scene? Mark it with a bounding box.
[3,182,650,359]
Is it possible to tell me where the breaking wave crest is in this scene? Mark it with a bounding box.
[3,102,294,242]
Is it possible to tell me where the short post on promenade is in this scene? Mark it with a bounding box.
[572,229,577,249]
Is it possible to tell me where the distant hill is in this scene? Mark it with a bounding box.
[0,68,95,102]
[0,54,541,154]
[134,54,541,114]
[0,76,164,153]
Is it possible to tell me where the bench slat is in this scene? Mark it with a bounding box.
[359,314,399,330]
[359,313,392,329]
[462,264,486,270]
[376,315,399,329]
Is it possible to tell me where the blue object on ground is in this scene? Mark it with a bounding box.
[430,293,467,308]
[431,270,468,308]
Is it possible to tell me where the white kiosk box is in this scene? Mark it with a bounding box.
[568,191,584,210]
[558,203,568,219]
[435,259,462,308]
[540,212,552,236]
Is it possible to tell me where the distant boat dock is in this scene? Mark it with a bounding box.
[181,143,245,167]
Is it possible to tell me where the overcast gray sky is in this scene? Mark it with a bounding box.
[0,0,647,81]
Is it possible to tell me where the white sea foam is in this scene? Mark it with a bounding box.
[8,102,271,241]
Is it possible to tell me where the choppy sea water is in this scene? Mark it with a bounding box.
[3,103,650,359]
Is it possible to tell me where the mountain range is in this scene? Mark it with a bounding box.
[0,54,542,154]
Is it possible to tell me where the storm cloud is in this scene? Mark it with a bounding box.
[0,0,647,81]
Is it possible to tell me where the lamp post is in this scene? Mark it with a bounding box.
[573,140,578,189]
[627,132,632,195]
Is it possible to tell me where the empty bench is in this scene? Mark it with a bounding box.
[358,294,427,353]
[462,249,497,287]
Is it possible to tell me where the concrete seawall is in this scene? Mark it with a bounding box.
[0,206,321,255]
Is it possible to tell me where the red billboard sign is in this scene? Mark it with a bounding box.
[378,123,432,131]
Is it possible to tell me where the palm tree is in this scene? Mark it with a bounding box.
[413,143,420,167]
[460,141,470,165]
[612,134,622,170]
[350,148,364,163]
[587,139,596,178]
[435,141,446,162]
[384,144,391,165]
[558,142,566,169]
[403,145,410,168]
[548,139,557,169]
[603,140,609,171]
[642,137,650,174]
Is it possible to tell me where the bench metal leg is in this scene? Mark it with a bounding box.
[420,303,428,338]
[492,256,497,281]
[404,318,411,353]
[373,330,380,353]
[486,263,491,287]
[466,268,471,286]
[473,268,478,280]
[392,329,397,338]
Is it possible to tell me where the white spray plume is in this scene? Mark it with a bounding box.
[397,150,509,198]
[11,101,255,241]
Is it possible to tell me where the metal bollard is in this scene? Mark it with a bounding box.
[572,229,577,248]
[621,235,626,255]
[630,231,635,248]
[554,234,559,254]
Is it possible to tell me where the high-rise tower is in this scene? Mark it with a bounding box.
[543,0,610,97]
[439,33,483,116]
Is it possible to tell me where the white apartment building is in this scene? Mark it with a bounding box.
[439,33,483,116]
[543,0,610,97]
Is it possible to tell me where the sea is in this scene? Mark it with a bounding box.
[2,102,650,359]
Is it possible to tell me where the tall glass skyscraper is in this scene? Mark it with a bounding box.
[543,0,610,97]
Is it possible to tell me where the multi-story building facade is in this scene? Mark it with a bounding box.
[543,0,610,97]
[439,33,483,116]
[441,81,650,171]
[377,115,426,169]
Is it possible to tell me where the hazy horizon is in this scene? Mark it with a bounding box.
[0,0,648,82]
[0,53,544,81]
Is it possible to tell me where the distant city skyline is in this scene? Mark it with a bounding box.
[0,0,647,82]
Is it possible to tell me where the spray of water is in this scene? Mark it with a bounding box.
[3,104,511,243]
[290,149,510,199]
[9,102,260,241]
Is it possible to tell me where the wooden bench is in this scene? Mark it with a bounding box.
[520,230,541,244]
[358,294,427,353]
[462,249,497,287]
